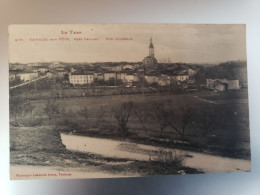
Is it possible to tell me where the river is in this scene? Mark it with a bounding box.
[61,133,251,173]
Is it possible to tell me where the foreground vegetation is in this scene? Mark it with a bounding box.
[10,125,202,176]
[9,60,250,176]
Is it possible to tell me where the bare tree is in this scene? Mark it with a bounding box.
[163,103,195,140]
[113,101,134,139]
[133,103,150,139]
[44,99,59,125]
[194,104,231,137]
[149,102,167,136]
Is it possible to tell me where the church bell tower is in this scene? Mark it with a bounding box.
[149,38,154,57]
[143,38,157,68]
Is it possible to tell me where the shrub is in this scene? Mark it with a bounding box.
[60,118,82,132]
[154,147,186,169]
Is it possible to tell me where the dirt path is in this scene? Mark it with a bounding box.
[10,75,48,89]
[193,95,218,104]
[61,133,251,173]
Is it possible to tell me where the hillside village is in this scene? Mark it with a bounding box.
[9,39,247,94]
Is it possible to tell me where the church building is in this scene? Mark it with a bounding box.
[143,38,157,67]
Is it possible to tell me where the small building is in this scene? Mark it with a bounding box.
[56,71,67,78]
[187,68,197,76]
[116,72,127,81]
[206,79,240,91]
[104,72,116,81]
[111,66,122,72]
[93,72,104,80]
[124,74,138,83]
[18,72,38,82]
[122,64,134,70]
[173,74,189,82]
[157,77,171,86]
[145,75,158,84]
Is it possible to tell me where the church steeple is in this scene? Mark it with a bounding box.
[143,38,157,67]
[149,38,154,57]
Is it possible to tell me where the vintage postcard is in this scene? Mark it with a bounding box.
[9,24,250,180]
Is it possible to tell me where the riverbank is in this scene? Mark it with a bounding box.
[61,133,251,173]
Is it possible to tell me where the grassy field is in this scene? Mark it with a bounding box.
[9,89,251,177]
[12,90,250,156]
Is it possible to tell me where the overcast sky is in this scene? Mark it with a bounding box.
[9,24,247,64]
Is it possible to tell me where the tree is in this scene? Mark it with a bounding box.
[163,103,195,140]
[148,102,167,135]
[44,99,59,125]
[133,103,150,139]
[194,104,233,137]
[113,101,134,139]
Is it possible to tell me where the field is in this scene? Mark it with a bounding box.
[9,88,251,178]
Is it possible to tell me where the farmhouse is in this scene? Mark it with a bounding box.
[206,79,240,91]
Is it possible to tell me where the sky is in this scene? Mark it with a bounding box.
[9,24,247,64]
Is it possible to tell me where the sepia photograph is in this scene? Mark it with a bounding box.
[9,24,251,180]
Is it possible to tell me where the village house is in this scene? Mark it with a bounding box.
[122,64,134,70]
[111,65,122,72]
[69,73,94,85]
[206,79,240,91]
[124,74,138,84]
[93,72,104,80]
[164,74,189,82]
[173,74,189,82]
[104,72,116,81]
[116,72,127,81]
[158,77,171,86]
[56,70,67,78]
[187,68,197,76]
[18,72,39,82]
[145,75,158,84]
[38,67,48,73]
